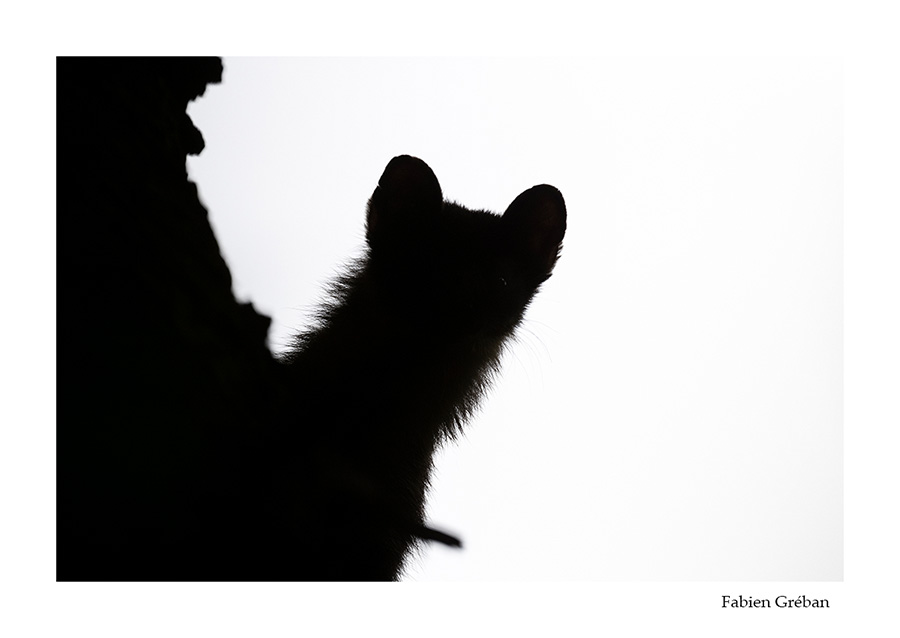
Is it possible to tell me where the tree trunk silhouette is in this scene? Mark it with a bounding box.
[58,57,287,580]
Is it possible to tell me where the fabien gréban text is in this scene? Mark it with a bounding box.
[721,595,830,609]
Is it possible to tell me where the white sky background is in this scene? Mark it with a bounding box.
[186,57,841,581]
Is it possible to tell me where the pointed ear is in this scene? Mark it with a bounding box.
[366,155,443,246]
[502,184,567,276]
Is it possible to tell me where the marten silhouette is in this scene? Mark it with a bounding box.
[279,155,566,580]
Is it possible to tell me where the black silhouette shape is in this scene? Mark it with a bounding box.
[57,57,566,581]
[280,155,566,578]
